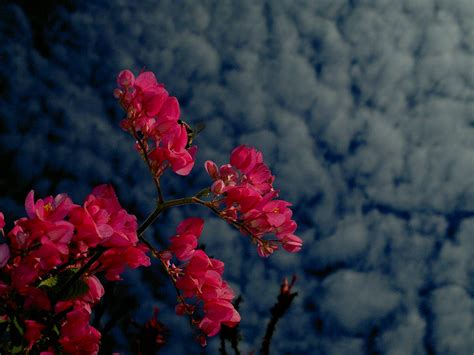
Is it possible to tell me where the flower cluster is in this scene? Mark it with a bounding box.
[0,185,150,354]
[0,68,303,353]
[205,145,303,257]
[164,218,240,339]
[114,70,196,177]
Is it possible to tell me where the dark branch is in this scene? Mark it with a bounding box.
[260,277,298,355]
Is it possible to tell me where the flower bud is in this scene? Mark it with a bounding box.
[204,160,219,180]
[117,69,135,88]
[211,180,226,195]
[281,234,303,253]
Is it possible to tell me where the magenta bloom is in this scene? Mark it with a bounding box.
[70,184,150,280]
[82,276,105,304]
[25,190,73,222]
[205,145,302,256]
[24,320,45,350]
[0,211,4,230]
[199,299,241,336]
[99,244,151,281]
[59,308,101,355]
[115,69,196,177]
[168,218,204,261]
[71,184,139,248]
[165,219,241,339]
[0,244,9,268]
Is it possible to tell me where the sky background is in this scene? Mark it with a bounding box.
[0,0,473,354]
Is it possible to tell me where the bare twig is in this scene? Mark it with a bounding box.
[260,276,298,355]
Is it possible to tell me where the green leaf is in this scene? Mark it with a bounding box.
[11,345,23,353]
[38,275,59,288]
[12,317,23,336]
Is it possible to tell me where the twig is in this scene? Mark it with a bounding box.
[219,334,228,355]
[260,276,298,355]
[131,128,164,204]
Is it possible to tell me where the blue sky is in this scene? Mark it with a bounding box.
[0,0,473,353]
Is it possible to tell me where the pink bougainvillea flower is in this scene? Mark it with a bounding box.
[98,244,151,281]
[0,243,9,268]
[205,145,302,256]
[116,69,135,88]
[168,218,204,261]
[115,69,197,178]
[25,190,74,222]
[280,234,303,253]
[176,217,204,236]
[0,211,4,230]
[20,286,51,311]
[204,161,219,180]
[11,256,40,289]
[71,184,139,248]
[169,233,198,261]
[166,219,240,339]
[24,320,45,350]
[82,275,105,304]
[199,299,241,337]
[59,308,101,355]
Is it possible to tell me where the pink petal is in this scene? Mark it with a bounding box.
[25,190,35,219]
[176,218,204,237]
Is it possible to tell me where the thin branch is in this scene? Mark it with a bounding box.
[219,334,228,355]
[131,127,164,204]
[136,196,197,236]
[260,277,298,355]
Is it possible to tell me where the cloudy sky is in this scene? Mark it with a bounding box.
[1,0,473,353]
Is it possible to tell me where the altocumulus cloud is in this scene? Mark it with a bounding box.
[0,0,473,353]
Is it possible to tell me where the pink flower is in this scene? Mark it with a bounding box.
[225,185,262,214]
[98,244,151,281]
[149,124,196,175]
[25,190,73,223]
[115,69,197,177]
[11,256,40,289]
[71,184,139,248]
[19,286,51,311]
[204,161,219,180]
[176,217,204,236]
[230,145,262,175]
[280,234,303,253]
[82,276,105,304]
[204,145,302,256]
[0,244,9,268]
[0,211,4,230]
[169,233,198,261]
[168,218,204,261]
[199,299,241,337]
[167,218,241,339]
[117,69,135,88]
[8,192,75,273]
[24,320,45,350]
[59,308,101,355]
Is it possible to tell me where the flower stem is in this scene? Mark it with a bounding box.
[137,196,196,236]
